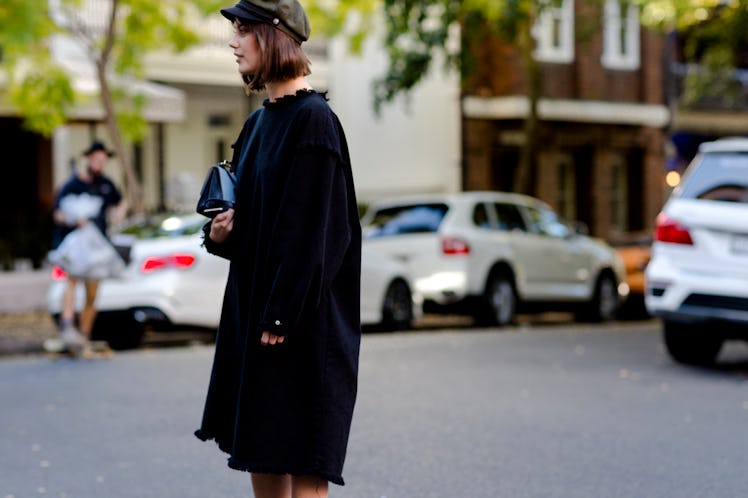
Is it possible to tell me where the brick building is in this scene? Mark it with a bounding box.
[460,0,669,241]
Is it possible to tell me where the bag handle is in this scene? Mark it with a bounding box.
[217,159,232,172]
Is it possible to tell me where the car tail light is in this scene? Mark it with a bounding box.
[141,253,197,273]
[442,236,470,255]
[51,265,68,281]
[654,213,693,245]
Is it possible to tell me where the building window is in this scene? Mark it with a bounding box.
[532,0,575,63]
[601,0,640,70]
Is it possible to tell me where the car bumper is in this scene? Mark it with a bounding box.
[645,259,748,325]
[414,270,470,305]
[46,277,221,330]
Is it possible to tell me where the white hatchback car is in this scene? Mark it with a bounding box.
[48,213,418,348]
[645,138,748,365]
[361,192,628,325]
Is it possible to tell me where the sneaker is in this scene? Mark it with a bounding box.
[43,337,66,353]
[60,328,86,353]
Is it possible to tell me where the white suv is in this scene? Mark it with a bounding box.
[646,138,748,365]
[361,192,627,325]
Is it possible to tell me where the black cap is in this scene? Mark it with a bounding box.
[221,0,310,44]
[82,140,114,157]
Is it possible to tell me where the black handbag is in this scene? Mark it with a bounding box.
[196,160,237,218]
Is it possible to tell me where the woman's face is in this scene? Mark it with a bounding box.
[229,20,260,76]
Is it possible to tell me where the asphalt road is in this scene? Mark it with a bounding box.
[2,321,747,498]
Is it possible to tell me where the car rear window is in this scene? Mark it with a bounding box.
[364,203,448,238]
[679,152,748,203]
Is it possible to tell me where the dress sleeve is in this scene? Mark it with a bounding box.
[201,221,234,260]
[258,146,352,337]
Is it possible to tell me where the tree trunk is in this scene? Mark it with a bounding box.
[514,19,541,195]
[97,0,144,214]
[96,62,144,214]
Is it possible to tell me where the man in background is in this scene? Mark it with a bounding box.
[51,140,126,352]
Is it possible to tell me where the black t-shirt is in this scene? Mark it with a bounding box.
[52,173,122,248]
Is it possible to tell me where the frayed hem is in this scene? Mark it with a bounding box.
[194,429,211,441]
[194,429,345,486]
[227,457,345,486]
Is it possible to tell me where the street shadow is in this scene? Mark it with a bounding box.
[668,341,748,378]
[712,342,748,376]
[140,328,216,349]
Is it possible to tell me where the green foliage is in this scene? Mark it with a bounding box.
[0,0,56,59]
[111,87,149,139]
[114,0,203,76]
[10,62,75,136]
[1,0,220,140]
[681,47,741,107]
[373,0,460,110]
[369,0,568,111]
[638,0,748,108]
[306,0,379,52]
[638,0,720,30]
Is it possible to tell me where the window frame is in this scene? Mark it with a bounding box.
[601,0,640,70]
[532,0,575,64]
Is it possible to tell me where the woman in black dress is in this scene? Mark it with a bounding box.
[194,1,362,496]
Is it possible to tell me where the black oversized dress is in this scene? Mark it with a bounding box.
[195,90,361,486]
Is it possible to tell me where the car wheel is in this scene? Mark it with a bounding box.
[663,321,722,366]
[91,313,146,350]
[577,272,619,322]
[481,272,516,326]
[380,279,413,331]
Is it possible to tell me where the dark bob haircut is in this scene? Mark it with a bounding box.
[235,20,311,93]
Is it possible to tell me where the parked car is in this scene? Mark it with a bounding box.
[645,138,748,365]
[611,234,651,319]
[361,191,628,325]
[48,213,419,349]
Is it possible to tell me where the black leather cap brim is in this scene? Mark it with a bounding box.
[220,3,273,24]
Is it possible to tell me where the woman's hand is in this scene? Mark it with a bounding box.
[260,331,285,346]
[209,208,234,243]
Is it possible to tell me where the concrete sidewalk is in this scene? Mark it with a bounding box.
[0,268,50,314]
[0,269,55,356]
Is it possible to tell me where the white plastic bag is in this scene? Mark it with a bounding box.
[48,223,125,279]
[58,194,103,225]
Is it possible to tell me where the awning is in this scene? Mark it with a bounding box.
[60,58,186,123]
